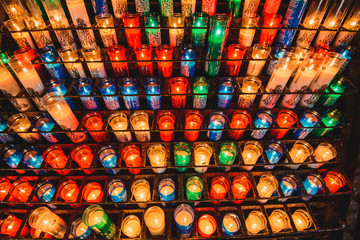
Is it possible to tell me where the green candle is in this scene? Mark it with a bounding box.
[83,205,116,239]
[218,142,239,171]
[192,12,209,47]
[186,176,204,204]
[311,109,342,138]
[193,77,210,109]
[174,142,191,172]
[317,77,347,107]
[159,0,173,17]
[227,0,242,17]
[144,12,161,47]
[205,14,229,77]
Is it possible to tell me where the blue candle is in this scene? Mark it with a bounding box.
[0,115,15,143]
[251,110,275,139]
[174,204,195,238]
[293,110,321,139]
[91,0,109,15]
[98,78,121,110]
[181,44,196,78]
[207,111,227,141]
[32,113,63,144]
[217,77,237,109]
[71,218,92,239]
[121,78,140,110]
[144,78,162,110]
[1,144,23,169]
[302,173,324,201]
[21,146,45,175]
[45,79,76,110]
[74,78,100,110]
[97,145,119,174]
[336,46,356,77]
[158,178,176,207]
[262,140,287,170]
[266,44,292,75]
[278,174,299,202]
[107,179,127,207]
[221,213,241,236]
[38,46,67,79]
[35,181,57,209]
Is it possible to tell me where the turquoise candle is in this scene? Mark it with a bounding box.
[205,14,229,77]
[192,12,209,47]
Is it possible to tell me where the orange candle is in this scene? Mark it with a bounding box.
[81,182,103,203]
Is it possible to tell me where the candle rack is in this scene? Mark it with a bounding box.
[0,201,345,239]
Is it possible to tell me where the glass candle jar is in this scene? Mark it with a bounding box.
[131,179,151,208]
[8,179,34,203]
[1,144,25,174]
[250,110,275,140]
[35,181,56,208]
[95,14,117,47]
[71,145,94,175]
[82,205,116,239]
[268,209,290,233]
[245,210,267,234]
[144,78,161,109]
[43,146,70,175]
[58,179,80,206]
[58,47,86,79]
[218,142,239,171]
[207,111,227,141]
[228,110,251,140]
[122,13,141,49]
[130,111,151,142]
[98,78,122,111]
[121,215,141,238]
[81,47,107,78]
[181,44,196,78]
[184,111,203,141]
[198,214,217,237]
[97,145,119,175]
[293,110,322,139]
[210,176,230,203]
[82,112,110,143]
[121,77,140,110]
[324,171,347,193]
[271,110,298,139]
[309,142,337,169]
[70,218,91,239]
[226,44,246,77]
[169,77,189,108]
[121,145,142,175]
[287,140,314,169]
[107,45,129,77]
[147,144,167,174]
[158,178,175,207]
[0,177,12,201]
[157,112,175,142]
[0,214,29,237]
[174,204,194,238]
[29,207,67,238]
[237,76,262,109]
[108,112,132,143]
[174,142,191,172]
[247,44,271,76]
[262,140,287,170]
[259,14,282,45]
[217,77,237,109]
[186,176,204,204]
[194,143,213,173]
[168,14,185,47]
[193,77,210,109]
[143,12,161,47]
[256,174,278,203]
[134,44,154,77]
[32,112,64,143]
[231,173,252,204]
[238,15,259,47]
[221,213,241,236]
[7,113,42,143]
[107,179,128,204]
[38,46,67,79]
[82,182,103,203]
[241,141,263,171]
[291,209,312,231]
[144,206,166,236]
[191,12,208,47]
[156,44,173,77]
[302,173,325,201]
[22,146,45,175]
[4,19,36,49]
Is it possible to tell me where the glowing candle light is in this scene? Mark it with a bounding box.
[311,109,342,138]
[123,14,141,49]
[107,45,129,77]
[270,110,298,139]
[184,111,203,141]
[198,214,217,237]
[238,15,259,47]
[144,78,161,109]
[108,112,132,143]
[144,206,166,236]
[246,44,271,77]
[1,144,25,174]
[82,182,103,203]
[256,174,278,203]
[218,142,239,171]
[43,146,70,175]
[221,213,241,236]
[278,174,299,202]
[207,111,227,141]
[82,205,116,239]
[157,112,175,142]
[181,44,196,78]
[70,218,91,239]
[231,173,252,204]
[156,44,173,77]
[268,209,290,233]
[193,77,210,109]
[71,145,94,175]
[21,146,46,175]
[324,171,347,193]
[107,179,128,205]
[292,110,321,139]
[158,178,175,207]
[227,110,251,140]
[148,144,167,174]
[144,12,161,47]
[4,19,36,49]
[186,176,204,205]
[250,110,275,140]
[237,77,261,109]
[192,12,209,47]
[58,180,80,206]
[130,111,151,142]
[121,215,141,238]
[302,173,325,201]
[28,207,67,238]
[262,140,287,170]
[318,76,348,107]
[0,177,12,201]
[194,143,213,173]
[7,113,42,143]
[0,214,29,237]
[122,145,142,175]
[111,0,128,18]
[81,47,107,78]
[174,204,194,237]
[243,0,260,18]
[98,78,122,111]
[169,77,188,108]
[245,210,267,234]
[168,14,185,47]
[121,77,140,110]
[0,0,24,21]
[35,181,56,208]
[82,112,110,143]
[97,145,119,175]
[131,179,151,208]
[210,176,230,203]
[95,14,117,47]
[226,44,246,77]
[8,179,34,203]
[309,142,337,169]
[259,14,282,45]
[174,142,191,172]
[291,209,312,231]
[58,48,86,79]
[134,44,154,77]
[74,78,100,110]
[286,140,313,169]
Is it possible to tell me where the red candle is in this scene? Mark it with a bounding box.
[262,0,281,16]
[107,45,129,77]
[270,110,298,139]
[0,214,29,237]
[324,171,347,193]
[198,214,217,237]
[231,173,252,204]
[156,44,173,77]
[169,77,188,108]
[259,14,283,45]
[228,110,251,140]
[30,228,53,239]
[43,146,70,175]
[82,112,110,143]
[315,44,334,58]
[134,44,154,77]
[210,176,230,205]
[157,112,175,142]
[58,179,80,208]
[184,111,203,141]
[226,44,246,77]
[13,47,46,80]
[0,177,12,201]
[81,182,103,203]
[71,145,94,175]
[123,14,141,49]
[8,179,35,205]
[121,145,142,174]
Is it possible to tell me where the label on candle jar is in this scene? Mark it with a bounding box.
[159,185,175,201]
[110,186,127,203]
[103,96,121,110]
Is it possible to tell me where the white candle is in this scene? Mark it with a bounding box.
[112,0,128,18]
[148,145,166,173]
[314,30,337,47]
[87,62,107,78]
[245,212,265,234]
[194,147,211,173]
[13,31,37,49]
[291,210,311,231]
[88,211,103,226]
[144,207,165,235]
[175,210,193,225]
[112,121,132,142]
[122,216,141,238]
[238,29,256,47]
[87,189,101,201]
[199,218,214,235]
[296,30,317,47]
[309,144,336,169]
[246,61,265,76]
[16,67,44,93]
[243,0,260,18]
[168,15,184,47]
[132,116,151,142]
